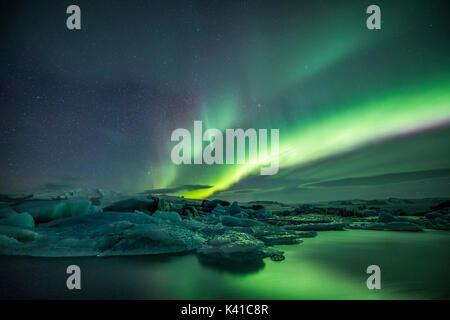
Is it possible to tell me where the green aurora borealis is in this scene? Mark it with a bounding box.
[1,0,449,202]
[151,1,450,201]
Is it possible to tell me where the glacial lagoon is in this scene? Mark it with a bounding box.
[1,230,449,300]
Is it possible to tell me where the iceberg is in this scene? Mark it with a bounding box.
[0,212,35,228]
[14,200,93,223]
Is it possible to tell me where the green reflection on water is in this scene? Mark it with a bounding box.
[1,230,449,299]
[226,230,450,299]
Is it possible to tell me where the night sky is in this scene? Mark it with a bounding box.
[1,0,449,202]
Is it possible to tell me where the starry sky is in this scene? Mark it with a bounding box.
[1,0,449,202]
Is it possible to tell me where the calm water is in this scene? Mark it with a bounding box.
[0,230,449,299]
